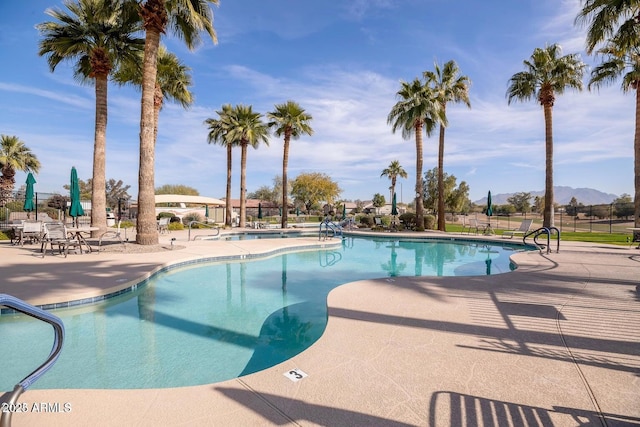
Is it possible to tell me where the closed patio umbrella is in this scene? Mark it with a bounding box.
[486,191,493,217]
[23,172,36,215]
[68,167,84,225]
[342,204,346,220]
[258,203,263,219]
[205,205,209,219]
[391,193,398,216]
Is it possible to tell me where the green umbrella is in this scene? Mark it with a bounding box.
[258,203,263,219]
[342,204,346,220]
[68,166,84,222]
[391,193,398,216]
[205,205,209,218]
[486,191,493,217]
[296,207,300,216]
[23,172,36,212]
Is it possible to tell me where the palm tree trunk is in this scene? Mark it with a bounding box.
[91,74,108,237]
[239,142,247,228]
[415,122,424,229]
[226,144,232,227]
[137,28,161,245]
[543,103,554,228]
[634,85,640,237]
[281,133,290,229]
[437,124,446,231]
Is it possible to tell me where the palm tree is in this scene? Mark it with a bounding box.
[226,105,270,228]
[114,46,193,144]
[267,101,314,229]
[205,104,235,227]
[387,78,442,230]
[134,0,218,245]
[588,34,640,234]
[380,160,407,203]
[0,135,41,207]
[37,0,143,236]
[424,60,471,231]
[575,0,640,55]
[507,44,585,228]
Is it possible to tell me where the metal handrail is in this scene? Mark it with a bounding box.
[319,218,343,240]
[523,226,560,254]
[0,294,65,427]
[188,221,221,241]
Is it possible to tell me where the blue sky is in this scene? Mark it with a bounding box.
[0,0,634,204]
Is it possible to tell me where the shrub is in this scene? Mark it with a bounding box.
[168,222,184,231]
[0,230,11,241]
[424,215,435,230]
[399,212,416,228]
[182,212,204,226]
[120,221,135,229]
[157,212,175,220]
[359,215,373,227]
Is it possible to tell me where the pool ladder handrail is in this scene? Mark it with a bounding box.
[188,221,221,241]
[523,226,560,254]
[0,294,65,427]
[319,218,343,240]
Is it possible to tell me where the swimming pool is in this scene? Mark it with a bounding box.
[1,237,524,390]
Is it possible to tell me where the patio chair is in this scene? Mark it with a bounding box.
[41,222,81,257]
[98,220,126,251]
[157,217,170,234]
[374,217,390,231]
[20,221,43,246]
[461,219,481,234]
[502,219,534,239]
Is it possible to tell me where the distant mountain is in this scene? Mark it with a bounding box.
[474,186,619,206]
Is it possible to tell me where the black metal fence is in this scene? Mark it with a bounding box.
[0,191,92,228]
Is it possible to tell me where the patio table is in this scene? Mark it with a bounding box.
[66,226,99,253]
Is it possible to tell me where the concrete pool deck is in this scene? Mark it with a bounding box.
[1,229,639,426]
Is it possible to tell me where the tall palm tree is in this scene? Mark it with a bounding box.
[37,0,143,236]
[387,78,442,230]
[226,105,269,228]
[577,1,640,236]
[380,160,407,202]
[424,60,471,231]
[588,34,640,235]
[114,46,193,144]
[575,0,640,55]
[205,104,235,227]
[0,135,41,206]
[507,44,585,228]
[267,101,314,229]
[134,0,218,245]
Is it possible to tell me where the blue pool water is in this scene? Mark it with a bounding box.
[0,237,523,390]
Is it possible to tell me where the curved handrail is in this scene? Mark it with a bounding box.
[188,221,221,241]
[0,294,65,427]
[523,226,560,254]
[319,218,343,240]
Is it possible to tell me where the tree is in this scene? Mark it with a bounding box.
[248,185,278,204]
[507,192,532,214]
[155,184,199,195]
[372,193,386,214]
[267,100,314,228]
[424,60,471,231]
[205,104,235,227]
[63,177,92,200]
[0,135,41,206]
[588,33,640,234]
[114,46,194,144]
[388,78,442,230]
[423,168,470,214]
[134,0,218,245]
[38,0,143,236]
[507,44,585,228]
[226,105,269,227]
[380,160,407,202]
[105,178,131,211]
[613,193,634,219]
[575,0,639,55]
[290,172,341,213]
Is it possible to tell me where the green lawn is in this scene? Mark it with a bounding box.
[445,223,632,246]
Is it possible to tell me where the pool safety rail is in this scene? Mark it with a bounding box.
[188,221,221,241]
[0,294,65,427]
[523,227,560,254]
[319,218,343,240]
